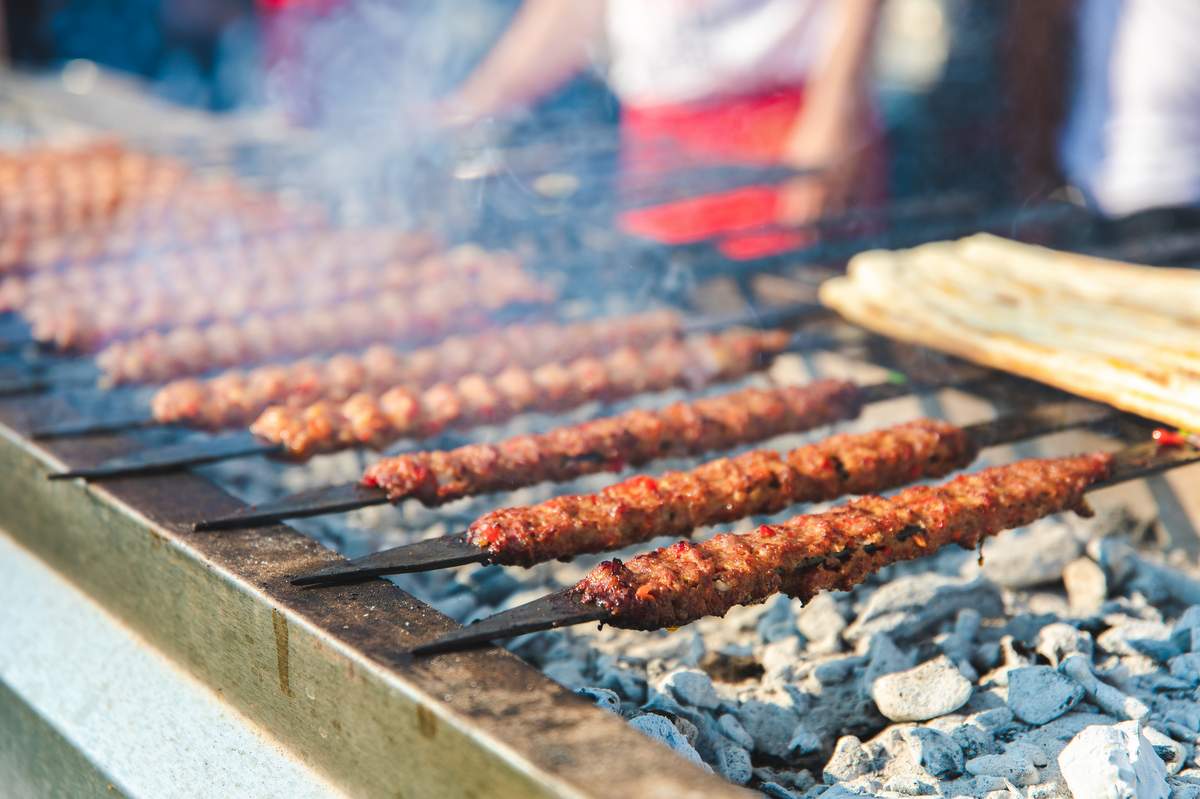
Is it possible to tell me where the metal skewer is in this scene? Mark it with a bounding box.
[48,431,282,480]
[32,410,163,440]
[290,399,1116,588]
[409,438,1200,656]
[0,359,99,397]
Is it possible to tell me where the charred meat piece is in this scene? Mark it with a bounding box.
[577,452,1113,629]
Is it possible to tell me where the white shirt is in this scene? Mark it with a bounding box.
[1061,0,1200,216]
[605,0,834,107]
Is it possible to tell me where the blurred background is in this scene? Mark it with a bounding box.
[1,0,1197,285]
[0,1,1062,205]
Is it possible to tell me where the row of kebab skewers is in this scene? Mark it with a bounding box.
[4,139,1199,656]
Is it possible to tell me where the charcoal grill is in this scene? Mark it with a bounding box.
[3,65,1200,799]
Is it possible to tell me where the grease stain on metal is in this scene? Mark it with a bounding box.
[272,608,293,697]
[416,705,437,739]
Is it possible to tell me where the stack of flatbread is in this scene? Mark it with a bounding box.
[819,233,1200,430]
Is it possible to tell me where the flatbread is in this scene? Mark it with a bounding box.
[819,235,1200,431]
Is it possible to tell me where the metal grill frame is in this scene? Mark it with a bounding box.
[0,395,743,798]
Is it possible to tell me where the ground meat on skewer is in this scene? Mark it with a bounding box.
[468,419,977,566]
[252,328,791,458]
[0,228,434,312]
[576,452,1113,629]
[0,174,325,273]
[151,311,682,427]
[23,245,525,351]
[362,379,862,504]
[94,273,555,383]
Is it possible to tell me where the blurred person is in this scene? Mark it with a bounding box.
[441,0,885,254]
[3,0,258,110]
[1060,0,1200,217]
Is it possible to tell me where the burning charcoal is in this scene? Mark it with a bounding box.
[1097,619,1179,662]
[466,565,521,607]
[1057,721,1170,799]
[542,660,588,689]
[967,520,1084,589]
[641,689,687,720]
[939,608,982,666]
[881,774,936,796]
[862,633,917,689]
[1169,654,1200,686]
[819,785,883,799]
[942,775,1011,797]
[948,721,996,761]
[1171,606,1200,653]
[1168,782,1200,799]
[1036,623,1095,666]
[787,724,822,757]
[710,740,752,785]
[812,655,864,686]
[1005,741,1051,771]
[672,715,701,748]
[757,782,797,799]
[757,595,800,645]
[576,687,621,714]
[964,750,1040,786]
[974,641,1002,672]
[662,669,720,710]
[1060,655,1151,721]
[1006,666,1085,725]
[1063,557,1109,616]
[627,714,710,771]
[985,635,1034,687]
[760,637,805,683]
[822,735,876,784]
[595,655,647,703]
[900,727,964,780]
[736,699,801,759]
[796,593,847,653]
[716,714,755,750]
[870,656,972,723]
[844,575,1002,645]
[753,767,816,793]
[969,707,1018,737]
[1141,726,1188,776]
[1004,612,1060,645]
[1089,536,1139,588]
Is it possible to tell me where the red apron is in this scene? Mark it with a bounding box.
[618,87,809,258]
[619,86,882,259]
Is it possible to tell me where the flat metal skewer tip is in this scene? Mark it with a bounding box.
[410,590,607,656]
[194,481,388,531]
[291,533,487,587]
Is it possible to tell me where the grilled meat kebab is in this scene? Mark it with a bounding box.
[152,311,682,427]
[252,328,791,458]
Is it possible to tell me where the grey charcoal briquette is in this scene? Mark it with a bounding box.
[1006,666,1085,725]
[627,714,711,771]
[870,656,972,722]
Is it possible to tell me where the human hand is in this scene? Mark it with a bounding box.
[776,88,882,226]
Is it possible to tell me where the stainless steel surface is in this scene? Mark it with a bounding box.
[0,529,340,799]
